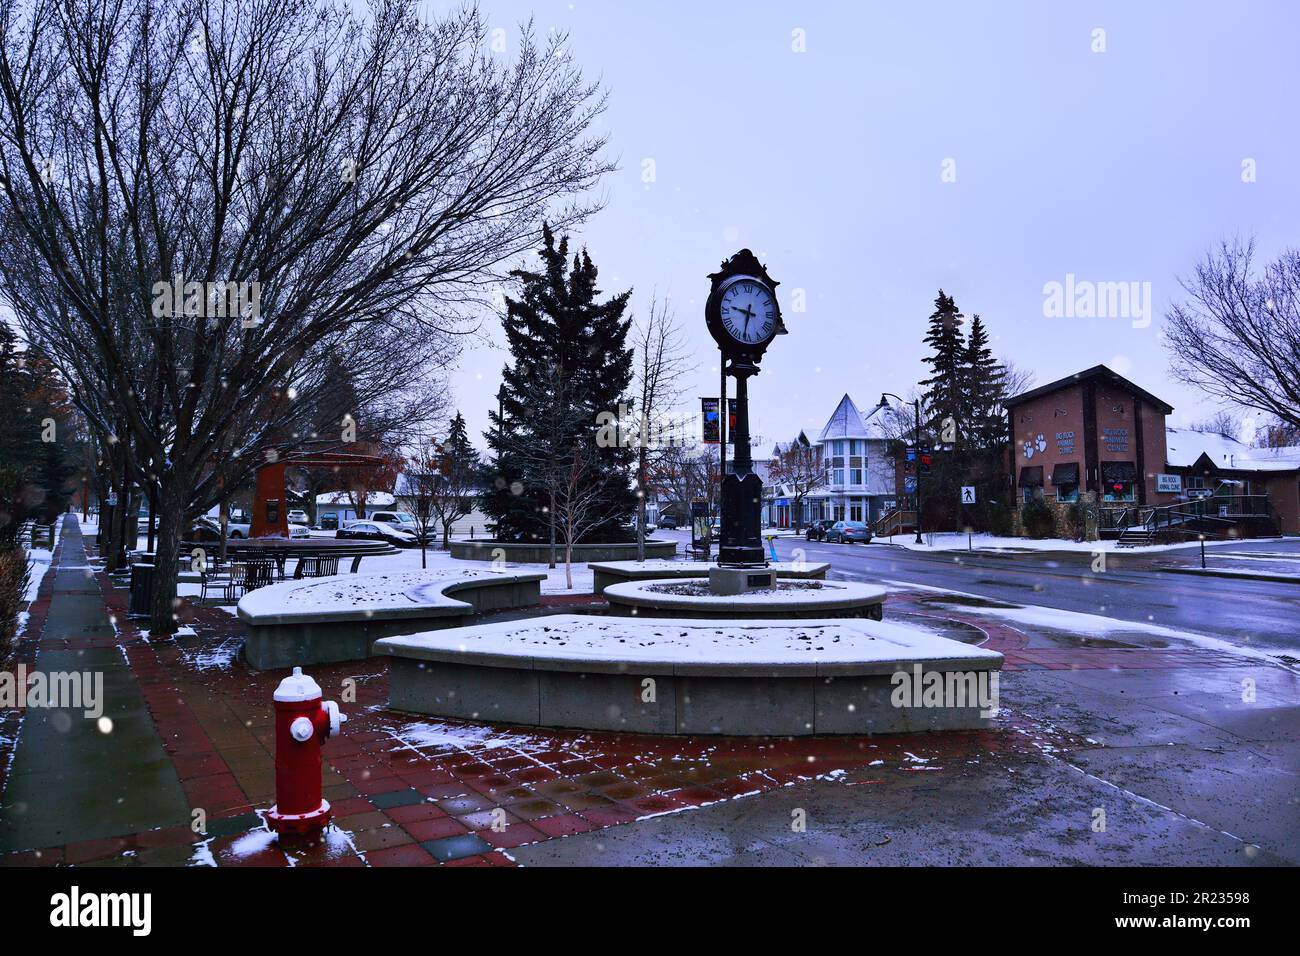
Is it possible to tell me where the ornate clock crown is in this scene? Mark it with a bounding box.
[708,248,780,291]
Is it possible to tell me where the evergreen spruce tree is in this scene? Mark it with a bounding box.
[962,314,1012,529]
[919,290,967,432]
[917,291,968,528]
[484,225,636,545]
[963,314,1006,450]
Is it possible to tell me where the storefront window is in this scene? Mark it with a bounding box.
[850,500,863,522]
[1056,484,1079,503]
[1103,482,1135,502]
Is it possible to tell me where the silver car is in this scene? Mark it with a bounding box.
[825,520,872,544]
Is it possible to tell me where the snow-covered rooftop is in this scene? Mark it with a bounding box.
[1165,427,1300,473]
[315,491,396,506]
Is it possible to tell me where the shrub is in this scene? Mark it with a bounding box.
[0,546,32,665]
[1020,497,1055,539]
[984,502,1016,537]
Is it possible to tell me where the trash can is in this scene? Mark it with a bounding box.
[128,561,155,619]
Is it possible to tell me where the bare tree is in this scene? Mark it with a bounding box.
[407,414,480,559]
[1189,411,1240,439]
[649,442,721,528]
[767,435,824,533]
[552,443,623,589]
[1165,238,1300,433]
[630,293,693,559]
[1254,418,1300,448]
[0,0,611,632]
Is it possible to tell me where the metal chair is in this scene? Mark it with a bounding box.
[244,559,276,592]
[296,554,341,578]
[221,562,252,603]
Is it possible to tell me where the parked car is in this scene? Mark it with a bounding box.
[186,516,252,541]
[369,510,415,528]
[656,514,678,530]
[369,511,433,543]
[825,520,872,544]
[805,519,836,541]
[337,519,418,548]
[287,523,311,539]
[287,509,309,524]
[318,514,339,531]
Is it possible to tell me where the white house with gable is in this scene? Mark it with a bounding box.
[763,393,897,528]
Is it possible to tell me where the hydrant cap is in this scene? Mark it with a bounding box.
[274,666,323,703]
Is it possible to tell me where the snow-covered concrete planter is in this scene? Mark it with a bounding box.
[603,578,886,621]
[589,559,830,595]
[375,614,1003,735]
[238,568,546,670]
[447,539,677,563]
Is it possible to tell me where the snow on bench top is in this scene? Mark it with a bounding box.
[374,613,1002,677]
[588,559,830,575]
[237,567,545,624]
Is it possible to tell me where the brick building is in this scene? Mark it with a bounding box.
[1006,365,1176,509]
[1005,364,1300,536]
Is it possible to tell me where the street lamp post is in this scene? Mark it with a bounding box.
[878,393,924,545]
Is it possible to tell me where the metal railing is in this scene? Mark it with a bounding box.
[1100,494,1275,535]
[875,509,917,537]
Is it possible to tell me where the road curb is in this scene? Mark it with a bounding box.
[1162,566,1300,585]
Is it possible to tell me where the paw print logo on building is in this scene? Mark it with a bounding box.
[1023,434,1047,459]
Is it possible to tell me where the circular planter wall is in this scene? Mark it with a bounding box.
[604,578,886,621]
[448,539,677,563]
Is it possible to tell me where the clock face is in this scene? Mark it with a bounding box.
[718,277,777,346]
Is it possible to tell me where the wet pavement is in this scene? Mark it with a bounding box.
[770,534,1300,656]
[0,516,1295,867]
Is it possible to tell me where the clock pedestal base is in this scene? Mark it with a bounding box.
[708,566,777,596]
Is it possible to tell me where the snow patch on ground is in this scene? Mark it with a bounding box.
[878,532,1267,555]
[188,840,217,867]
[885,579,1284,666]
[386,717,553,755]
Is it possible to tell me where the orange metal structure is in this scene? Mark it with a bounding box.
[250,450,386,538]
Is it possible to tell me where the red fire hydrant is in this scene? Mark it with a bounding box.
[267,666,345,840]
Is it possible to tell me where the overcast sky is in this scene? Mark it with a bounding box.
[434,0,1299,450]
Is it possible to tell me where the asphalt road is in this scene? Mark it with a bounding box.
[763,534,1300,655]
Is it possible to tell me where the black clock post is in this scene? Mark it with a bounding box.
[703,249,787,593]
[718,356,764,566]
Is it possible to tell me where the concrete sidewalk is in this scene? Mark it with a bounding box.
[0,516,190,853]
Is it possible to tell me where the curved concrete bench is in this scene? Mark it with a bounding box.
[238,568,545,670]
[590,559,830,595]
[375,614,1002,736]
[448,539,678,562]
[603,578,886,621]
